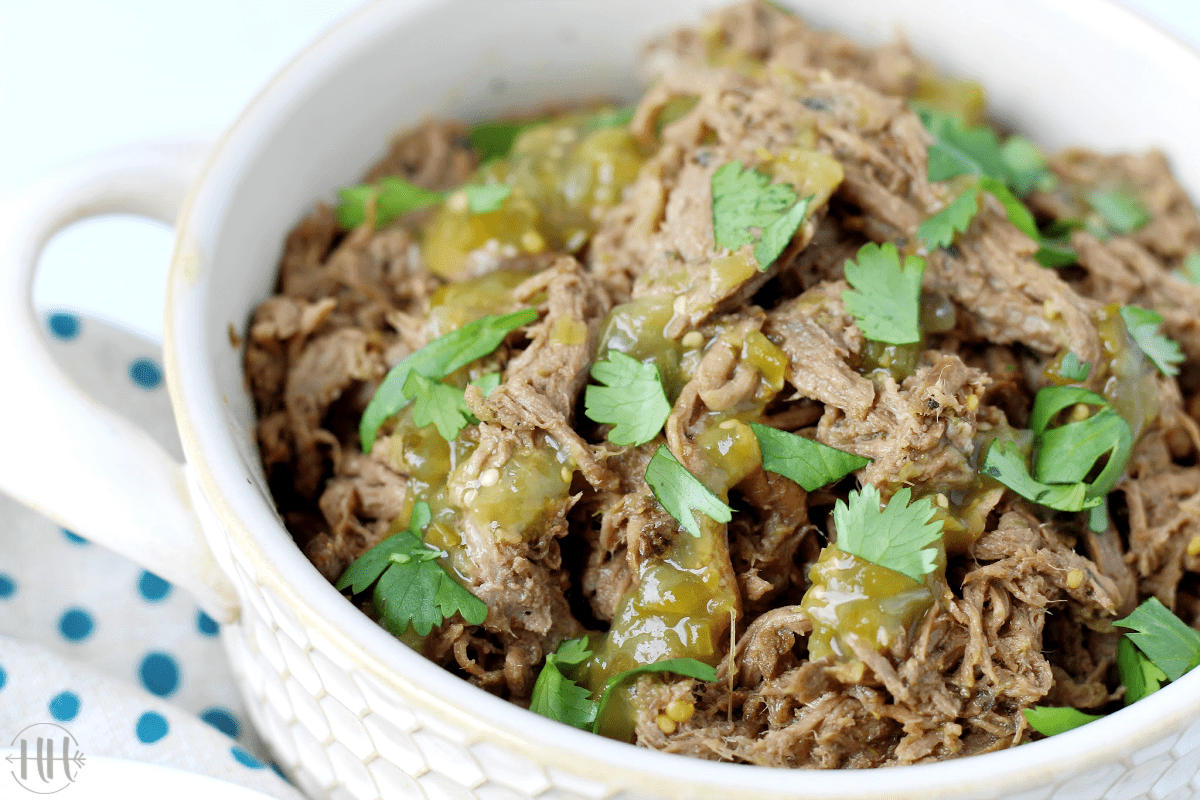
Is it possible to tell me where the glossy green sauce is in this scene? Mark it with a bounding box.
[801,544,941,672]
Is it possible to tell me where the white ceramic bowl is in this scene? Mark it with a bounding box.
[3,1,1200,799]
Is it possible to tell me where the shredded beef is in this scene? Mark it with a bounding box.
[246,0,1200,770]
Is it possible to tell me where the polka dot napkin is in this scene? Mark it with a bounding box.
[0,312,305,799]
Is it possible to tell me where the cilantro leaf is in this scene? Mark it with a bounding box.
[592,658,716,734]
[917,188,980,250]
[585,352,671,446]
[1118,636,1166,705]
[841,242,925,345]
[979,177,1039,240]
[1035,237,1078,269]
[750,422,871,491]
[471,372,501,398]
[468,119,538,163]
[1000,135,1057,195]
[530,638,598,730]
[463,183,513,215]
[404,372,472,442]
[1183,251,1200,285]
[1028,386,1109,436]
[1117,597,1200,682]
[755,195,812,268]
[644,445,733,538]
[336,176,446,230]
[336,502,486,637]
[832,485,943,582]
[918,107,1007,184]
[1087,188,1151,236]
[360,308,537,452]
[582,105,637,133]
[1120,305,1184,377]
[980,441,1098,512]
[336,502,433,594]
[1034,407,1131,487]
[1023,706,1101,737]
[711,161,809,269]
[1059,352,1090,382]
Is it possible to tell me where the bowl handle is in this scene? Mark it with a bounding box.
[0,141,239,622]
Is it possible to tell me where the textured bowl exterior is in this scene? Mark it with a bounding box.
[162,1,1200,798]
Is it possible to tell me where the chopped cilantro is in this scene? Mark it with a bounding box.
[1117,597,1200,682]
[644,445,734,538]
[841,242,925,345]
[1000,135,1057,195]
[335,502,487,636]
[750,422,871,491]
[360,308,537,452]
[1023,706,1101,737]
[1059,352,1090,382]
[1035,237,1078,269]
[711,160,811,269]
[463,183,513,214]
[530,638,597,730]
[832,485,944,582]
[584,352,671,446]
[1120,305,1184,377]
[592,658,716,734]
[472,372,501,398]
[917,187,980,250]
[1118,636,1166,705]
[336,176,446,230]
[983,386,1131,518]
[468,119,538,163]
[404,373,473,442]
[1087,188,1151,236]
[978,177,1039,240]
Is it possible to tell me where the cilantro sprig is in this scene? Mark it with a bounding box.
[1023,706,1102,737]
[644,445,734,538]
[1117,597,1200,682]
[1087,188,1151,237]
[529,638,597,730]
[584,352,671,446]
[335,502,487,636]
[841,242,925,345]
[1119,305,1184,377]
[403,373,474,442]
[711,161,812,269]
[1058,352,1091,382]
[360,308,536,451]
[982,386,1132,523]
[832,485,944,582]
[336,176,515,230]
[749,423,871,491]
[1027,598,1200,738]
[529,638,716,733]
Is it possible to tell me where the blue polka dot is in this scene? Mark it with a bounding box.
[47,312,80,341]
[0,665,6,692]
[231,746,264,769]
[136,711,168,744]
[62,529,88,546]
[196,611,219,637]
[48,691,80,722]
[200,707,239,739]
[137,571,172,602]
[58,609,94,642]
[129,358,163,390]
[0,574,15,599]
[139,652,179,697]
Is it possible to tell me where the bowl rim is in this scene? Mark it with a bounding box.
[163,0,1200,795]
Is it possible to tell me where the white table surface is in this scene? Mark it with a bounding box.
[1,0,1198,343]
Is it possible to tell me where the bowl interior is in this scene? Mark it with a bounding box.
[168,0,1200,796]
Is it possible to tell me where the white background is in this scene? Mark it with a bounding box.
[1,0,1198,344]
